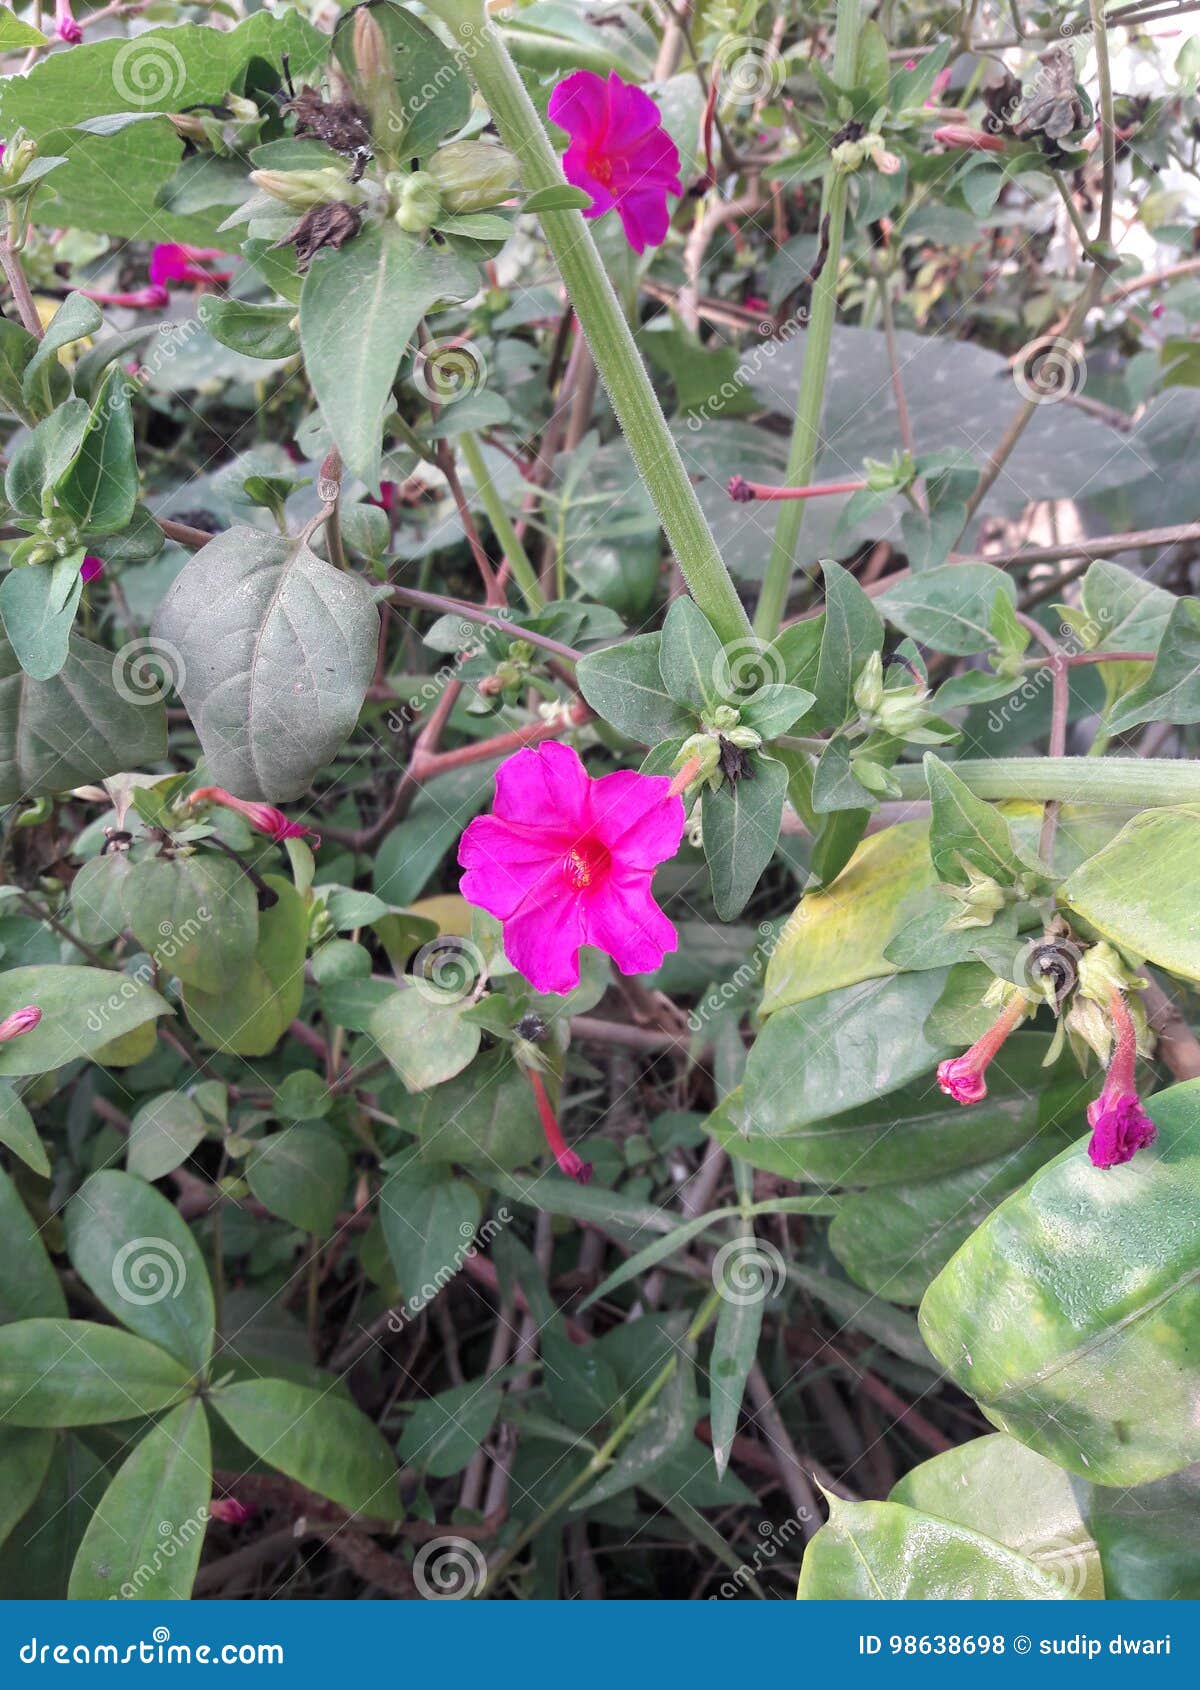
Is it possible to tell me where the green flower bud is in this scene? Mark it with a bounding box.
[876,687,930,736]
[708,703,741,732]
[0,131,38,188]
[724,725,762,750]
[392,170,442,233]
[853,650,884,715]
[942,865,1007,931]
[251,168,364,210]
[673,733,722,784]
[428,139,521,213]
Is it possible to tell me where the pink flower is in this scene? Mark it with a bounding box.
[933,124,1007,153]
[149,243,232,290]
[1086,990,1157,1169]
[548,70,682,255]
[936,993,1029,1105]
[925,68,953,107]
[189,786,319,848]
[458,741,684,994]
[0,1006,41,1042]
[55,0,82,42]
[80,555,104,583]
[529,1068,592,1184]
[209,1496,253,1525]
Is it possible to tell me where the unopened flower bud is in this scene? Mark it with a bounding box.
[0,131,38,187]
[724,725,762,750]
[943,865,1006,931]
[853,651,884,715]
[428,139,520,213]
[673,733,722,784]
[390,170,442,233]
[250,168,364,211]
[0,1005,41,1042]
[1076,940,1138,1007]
[877,687,930,736]
[708,704,741,733]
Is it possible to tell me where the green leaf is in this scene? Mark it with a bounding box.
[331,2,470,158]
[0,1434,105,1596]
[811,559,883,730]
[68,1399,211,1599]
[198,295,300,360]
[124,851,259,992]
[1084,1465,1200,1600]
[211,1378,402,1520]
[152,527,379,803]
[1106,597,1200,732]
[54,366,137,535]
[1062,807,1200,983]
[657,596,724,712]
[893,1434,1104,1599]
[299,221,477,491]
[21,294,101,411]
[403,1047,544,1172]
[925,753,1041,886]
[70,850,134,946]
[0,1428,55,1556]
[397,1380,502,1479]
[716,1031,1071,1187]
[0,963,171,1078]
[370,986,482,1093]
[1079,558,1176,654]
[737,683,814,738]
[741,969,953,1138]
[184,874,306,1057]
[244,1125,349,1237]
[708,1228,763,1480]
[580,1211,730,1312]
[0,1320,192,1425]
[576,632,696,744]
[0,318,39,420]
[5,401,87,515]
[127,1090,208,1181]
[65,1170,214,1373]
[378,1166,482,1303]
[0,8,47,47]
[797,1496,1078,1599]
[0,1080,49,1177]
[0,1165,65,1321]
[879,564,1016,656]
[573,1337,698,1511]
[0,626,168,803]
[920,1078,1200,1485]
[523,184,592,213]
[0,556,84,681]
[702,754,787,920]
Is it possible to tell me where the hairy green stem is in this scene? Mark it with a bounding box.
[458,431,544,611]
[753,0,860,639]
[890,757,1200,808]
[436,4,751,646]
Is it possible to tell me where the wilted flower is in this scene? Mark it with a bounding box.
[189,786,319,847]
[208,1496,254,1525]
[149,244,231,291]
[458,741,684,994]
[55,0,82,43]
[527,1068,592,1184]
[933,124,1007,153]
[1086,989,1157,1169]
[80,555,104,583]
[548,70,681,255]
[936,992,1030,1104]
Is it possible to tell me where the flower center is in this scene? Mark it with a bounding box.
[562,838,610,890]
[587,149,615,187]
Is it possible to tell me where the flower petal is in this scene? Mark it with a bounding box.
[561,142,615,217]
[587,769,684,868]
[504,880,585,994]
[492,741,590,829]
[548,69,611,142]
[582,873,676,977]
[615,186,671,254]
[458,815,563,921]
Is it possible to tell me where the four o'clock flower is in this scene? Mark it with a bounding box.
[55,0,82,43]
[933,124,1007,153]
[0,1006,42,1042]
[548,70,682,255]
[528,1067,592,1185]
[82,244,232,312]
[458,741,684,995]
[937,991,1030,1104]
[1086,988,1157,1169]
[188,786,320,848]
[80,555,104,584]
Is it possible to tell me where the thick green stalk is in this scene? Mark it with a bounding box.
[434,5,752,647]
[458,431,544,611]
[889,757,1200,808]
[753,0,861,639]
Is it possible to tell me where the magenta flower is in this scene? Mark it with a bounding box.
[0,1006,41,1042]
[189,786,319,848]
[80,555,104,583]
[548,70,682,255]
[149,243,232,291]
[458,741,684,994]
[937,993,1029,1104]
[1086,990,1157,1169]
[55,0,82,43]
